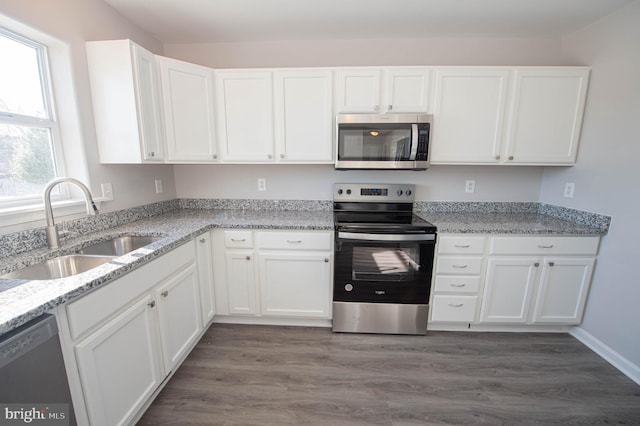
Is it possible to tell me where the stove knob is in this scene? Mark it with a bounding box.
[406,189,412,196]
[397,190,403,196]
[345,283,353,292]
[337,189,343,195]
[346,189,352,195]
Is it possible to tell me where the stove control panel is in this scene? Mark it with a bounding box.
[334,183,415,202]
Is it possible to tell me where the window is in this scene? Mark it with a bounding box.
[0,28,64,206]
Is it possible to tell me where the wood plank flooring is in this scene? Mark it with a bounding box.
[138,324,640,425]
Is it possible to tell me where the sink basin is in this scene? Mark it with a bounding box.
[76,235,162,256]
[0,255,116,280]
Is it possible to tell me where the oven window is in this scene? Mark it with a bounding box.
[352,246,420,282]
[338,124,412,161]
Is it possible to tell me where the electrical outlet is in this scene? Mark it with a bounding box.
[564,182,575,198]
[465,180,476,193]
[257,178,266,191]
[100,183,113,201]
[155,179,163,194]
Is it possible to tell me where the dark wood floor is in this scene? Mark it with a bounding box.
[138,324,640,425]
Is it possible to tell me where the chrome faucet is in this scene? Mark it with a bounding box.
[44,177,99,249]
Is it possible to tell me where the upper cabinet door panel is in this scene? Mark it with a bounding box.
[216,70,274,162]
[384,68,431,113]
[133,46,165,162]
[273,70,333,162]
[159,57,217,162]
[335,68,381,113]
[430,68,510,164]
[504,68,590,165]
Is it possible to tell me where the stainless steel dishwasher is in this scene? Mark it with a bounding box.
[0,313,76,425]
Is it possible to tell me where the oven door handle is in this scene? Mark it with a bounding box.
[338,232,436,242]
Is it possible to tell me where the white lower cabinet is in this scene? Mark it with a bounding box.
[213,229,333,322]
[58,239,207,426]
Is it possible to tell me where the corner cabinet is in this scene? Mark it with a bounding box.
[56,239,209,426]
[430,67,590,166]
[212,229,333,325]
[86,40,165,163]
[158,57,218,162]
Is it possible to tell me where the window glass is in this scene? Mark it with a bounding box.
[0,29,60,202]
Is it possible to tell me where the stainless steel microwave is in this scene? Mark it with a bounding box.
[335,113,432,170]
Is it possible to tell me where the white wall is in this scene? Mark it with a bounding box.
[0,0,177,213]
[541,2,640,374]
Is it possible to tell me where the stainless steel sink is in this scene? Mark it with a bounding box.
[76,235,162,256]
[0,255,116,280]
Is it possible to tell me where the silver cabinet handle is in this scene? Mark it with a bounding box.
[548,261,555,267]
[280,154,285,159]
[268,154,273,159]
[231,238,247,242]
[286,240,302,243]
[387,105,392,111]
[538,245,554,248]
[149,151,155,157]
[148,300,156,308]
[199,238,206,243]
[161,290,168,297]
[454,244,470,248]
[245,255,251,261]
[452,265,468,269]
[534,262,540,267]
[213,154,218,159]
[324,258,329,263]
[448,303,464,308]
[508,155,514,160]
[495,155,500,160]
[450,283,466,288]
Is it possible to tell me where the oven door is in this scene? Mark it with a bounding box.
[334,231,436,304]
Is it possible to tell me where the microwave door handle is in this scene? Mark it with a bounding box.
[409,124,418,160]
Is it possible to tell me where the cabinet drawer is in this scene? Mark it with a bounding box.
[431,295,478,322]
[435,256,483,275]
[224,230,253,248]
[489,236,599,256]
[256,231,331,250]
[434,275,481,293]
[438,236,486,255]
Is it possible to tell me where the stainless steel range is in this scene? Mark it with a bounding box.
[332,183,437,335]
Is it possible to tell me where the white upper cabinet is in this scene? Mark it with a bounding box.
[430,68,510,164]
[503,68,590,165]
[273,69,333,162]
[430,67,590,166]
[335,67,431,113]
[86,40,165,163]
[215,70,275,162]
[158,56,218,162]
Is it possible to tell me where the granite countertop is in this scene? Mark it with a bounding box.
[0,204,608,336]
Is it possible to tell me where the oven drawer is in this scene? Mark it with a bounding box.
[257,231,331,251]
[434,275,481,293]
[489,236,599,256]
[224,230,253,248]
[438,236,486,255]
[431,295,478,322]
[435,256,483,275]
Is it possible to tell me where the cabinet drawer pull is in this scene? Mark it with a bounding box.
[534,262,540,267]
[508,155,514,160]
[538,244,554,248]
[245,255,251,261]
[548,261,555,267]
[448,303,464,308]
[161,290,169,297]
[199,238,206,243]
[231,238,247,242]
[213,154,217,159]
[495,155,500,160]
[452,265,468,269]
[148,300,156,308]
[450,283,466,288]
[324,258,330,263]
[149,151,155,157]
[454,244,471,248]
[286,239,303,243]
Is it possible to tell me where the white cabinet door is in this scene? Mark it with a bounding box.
[225,250,258,315]
[216,70,274,162]
[430,68,510,164]
[384,68,431,113]
[75,295,165,426]
[480,257,539,323]
[86,40,164,163]
[258,252,332,318]
[504,68,589,165]
[195,232,216,324]
[335,68,382,113]
[156,264,203,370]
[273,70,333,162]
[159,56,217,162]
[532,257,595,324]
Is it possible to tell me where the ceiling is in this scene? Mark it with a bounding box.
[103,0,635,44]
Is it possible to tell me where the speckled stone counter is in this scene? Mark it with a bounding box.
[0,208,333,336]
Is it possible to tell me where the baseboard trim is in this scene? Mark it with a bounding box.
[570,326,640,386]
